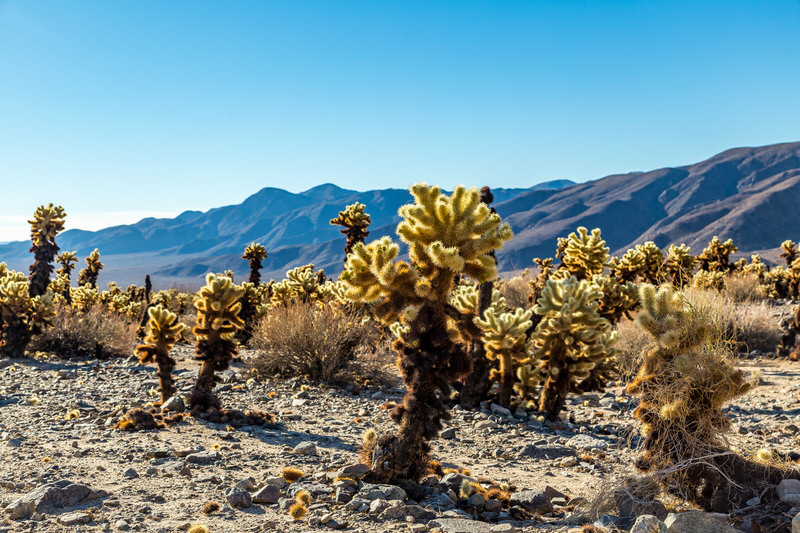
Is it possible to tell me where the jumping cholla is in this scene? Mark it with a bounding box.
[531,276,617,420]
[555,227,610,280]
[697,236,737,273]
[0,267,56,358]
[28,204,67,297]
[242,242,267,284]
[341,183,512,482]
[780,240,798,266]
[330,202,371,262]
[78,249,104,289]
[664,244,696,287]
[135,305,188,403]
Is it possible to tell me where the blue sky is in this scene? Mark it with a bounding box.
[1,0,799,241]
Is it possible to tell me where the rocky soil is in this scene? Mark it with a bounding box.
[1,348,799,533]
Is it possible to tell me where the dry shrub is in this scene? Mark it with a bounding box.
[723,274,766,303]
[30,305,138,359]
[683,286,780,353]
[614,316,652,380]
[251,302,379,383]
[498,271,532,309]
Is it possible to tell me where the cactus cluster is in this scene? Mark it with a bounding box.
[0,266,56,358]
[342,183,512,482]
[242,242,268,284]
[135,305,188,403]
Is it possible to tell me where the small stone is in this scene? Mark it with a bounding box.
[335,487,353,504]
[234,477,255,491]
[490,404,512,418]
[792,511,800,533]
[467,493,485,508]
[336,463,370,479]
[263,476,286,488]
[252,485,280,504]
[359,483,407,501]
[292,398,309,407]
[440,427,457,439]
[58,511,92,525]
[114,519,130,531]
[369,499,391,514]
[566,434,608,451]
[409,524,426,533]
[664,511,739,533]
[474,420,497,431]
[294,441,317,456]
[160,395,185,413]
[185,451,221,465]
[484,499,502,512]
[224,487,252,508]
[509,490,552,514]
[630,515,668,533]
[122,468,138,478]
[427,518,494,533]
[6,481,106,519]
[778,479,800,504]
[559,456,578,467]
[490,524,515,533]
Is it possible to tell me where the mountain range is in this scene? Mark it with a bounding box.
[1,142,799,288]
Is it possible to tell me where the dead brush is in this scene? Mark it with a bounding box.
[723,273,767,303]
[29,304,137,359]
[251,301,379,383]
[683,286,780,353]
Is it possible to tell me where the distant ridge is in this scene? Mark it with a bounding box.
[1,141,799,288]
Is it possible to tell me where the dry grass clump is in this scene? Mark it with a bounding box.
[498,270,533,309]
[683,286,780,353]
[251,302,379,383]
[614,316,653,381]
[723,273,766,303]
[29,304,138,359]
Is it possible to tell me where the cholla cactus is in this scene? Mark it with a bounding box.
[665,244,696,287]
[637,242,664,284]
[529,257,555,306]
[592,274,639,325]
[625,284,781,511]
[514,363,539,405]
[330,202,371,262]
[55,251,78,301]
[236,281,260,346]
[70,286,100,311]
[781,240,798,266]
[0,269,56,358]
[742,254,768,281]
[697,237,737,273]
[558,227,610,280]
[692,269,725,291]
[242,242,268,284]
[475,307,533,407]
[28,204,67,297]
[78,249,103,289]
[341,184,512,482]
[136,305,188,403]
[612,248,646,283]
[531,277,617,420]
[270,264,327,306]
[189,274,245,414]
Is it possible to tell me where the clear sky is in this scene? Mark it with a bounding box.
[1,0,799,242]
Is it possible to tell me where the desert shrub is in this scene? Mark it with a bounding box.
[251,302,379,383]
[723,273,766,303]
[29,304,137,359]
[614,316,653,380]
[683,286,780,353]
[497,270,532,310]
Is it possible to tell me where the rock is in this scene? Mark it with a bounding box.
[664,511,738,533]
[5,480,106,519]
[122,468,138,478]
[234,477,255,490]
[160,395,185,412]
[474,420,497,430]
[468,493,486,508]
[358,483,406,501]
[484,498,502,512]
[440,427,457,439]
[439,472,476,492]
[427,518,494,533]
[509,490,553,514]
[369,499,391,514]
[559,456,578,467]
[565,434,608,451]
[490,525,516,533]
[335,487,353,504]
[630,515,668,533]
[335,463,370,479]
[114,519,130,530]
[490,404,512,418]
[616,491,668,520]
[263,476,286,488]
[793,511,800,533]
[379,501,410,518]
[185,451,221,465]
[224,487,252,508]
[294,441,318,456]
[252,485,280,504]
[58,511,92,525]
[778,479,800,505]
[286,481,334,499]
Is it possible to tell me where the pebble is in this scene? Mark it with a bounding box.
[294,441,318,456]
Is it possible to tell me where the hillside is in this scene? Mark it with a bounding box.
[1,142,800,287]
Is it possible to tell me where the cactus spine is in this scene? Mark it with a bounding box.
[28,204,67,297]
[341,184,512,482]
[136,305,188,403]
